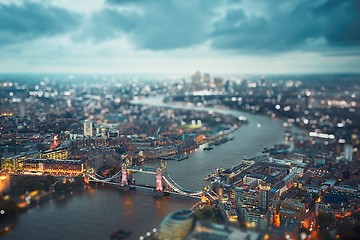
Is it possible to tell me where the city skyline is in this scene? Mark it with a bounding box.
[0,0,360,74]
[1,74,359,239]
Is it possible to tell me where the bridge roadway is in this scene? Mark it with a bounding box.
[89,166,157,182]
[127,166,157,174]
[88,179,202,199]
[87,165,203,198]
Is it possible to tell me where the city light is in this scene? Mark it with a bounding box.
[0,1,359,238]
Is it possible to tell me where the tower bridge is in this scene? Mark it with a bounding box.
[86,163,204,199]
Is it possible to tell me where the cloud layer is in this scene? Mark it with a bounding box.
[0,1,80,46]
[211,0,360,53]
[86,0,216,50]
[0,0,359,73]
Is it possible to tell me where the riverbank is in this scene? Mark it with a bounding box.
[132,96,287,191]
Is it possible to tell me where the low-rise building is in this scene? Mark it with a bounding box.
[22,159,85,176]
[280,198,307,221]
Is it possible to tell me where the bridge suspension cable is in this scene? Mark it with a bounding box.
[162,175,202,196]
[87,167,203,197]
[91,170,122,182]
[163,173,197,193]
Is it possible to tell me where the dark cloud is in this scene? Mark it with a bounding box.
[98,0,360,54]
[1,0,359,56]
[131,1,214,50]
[84,8,139,42]
[107,0,148,4]
[211,0,360,53]
[0,2,80,46]
[314,0,360,46]
[85,0,218,50]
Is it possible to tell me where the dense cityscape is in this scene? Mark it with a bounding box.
[0,73,359,239]
[1,0,360,239]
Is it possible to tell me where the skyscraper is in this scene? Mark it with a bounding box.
[235,184,271,230]
[191,71,201,89]
[203,73,211,85]
[343,144,353,162]
[19,102,25,117]
[259,183,270,212]
[214,77,224,90]
[83,119,93,137]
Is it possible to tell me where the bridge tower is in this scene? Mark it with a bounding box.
[201,191,209,203]
[121,163,128,185]
[84,175,90,184]
[119,163,130,191]
[154,166,164,198]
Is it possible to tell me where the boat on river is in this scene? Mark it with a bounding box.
[174,155,189,161]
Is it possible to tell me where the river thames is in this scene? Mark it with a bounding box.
[2,97,287,240]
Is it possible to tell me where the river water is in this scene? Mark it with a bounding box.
[2,97,286,240]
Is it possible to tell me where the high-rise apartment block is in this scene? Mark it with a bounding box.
[83,119,93,137]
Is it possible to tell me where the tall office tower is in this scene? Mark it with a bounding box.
[235,185,271,230]
[100,126,108,138]
[83,119,93,137]
[203,73,211,85]
[191,71,201,88]
[214,77,224,90]
[343,144,353,162]
[235,187,260,217]
[19,102,25,117]
[259,183,270,212]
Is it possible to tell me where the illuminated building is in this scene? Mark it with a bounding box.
[235,186,271,230]
[143,146,178,159]
[259,183,270,212]
[333,184,359,195]
[70,137,110,148]
[40,147,68,160]
[315,192,355,217]
[22,159,85,175]
[280,198,307,221]
[220,193,229,203]
[1,151,39,172]
[225,208,238,222]
[158,209,194,240]
[221,163,249,184]
[83,119,93,137]
[188,221,261,240]
[107,128,119,138]
[100,126,108,138]
[0,174,11,195]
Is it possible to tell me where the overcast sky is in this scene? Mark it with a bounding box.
[0,0,359,75]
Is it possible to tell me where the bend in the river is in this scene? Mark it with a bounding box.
[131,96,287,191]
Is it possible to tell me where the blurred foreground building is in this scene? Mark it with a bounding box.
[158,209,194,239]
